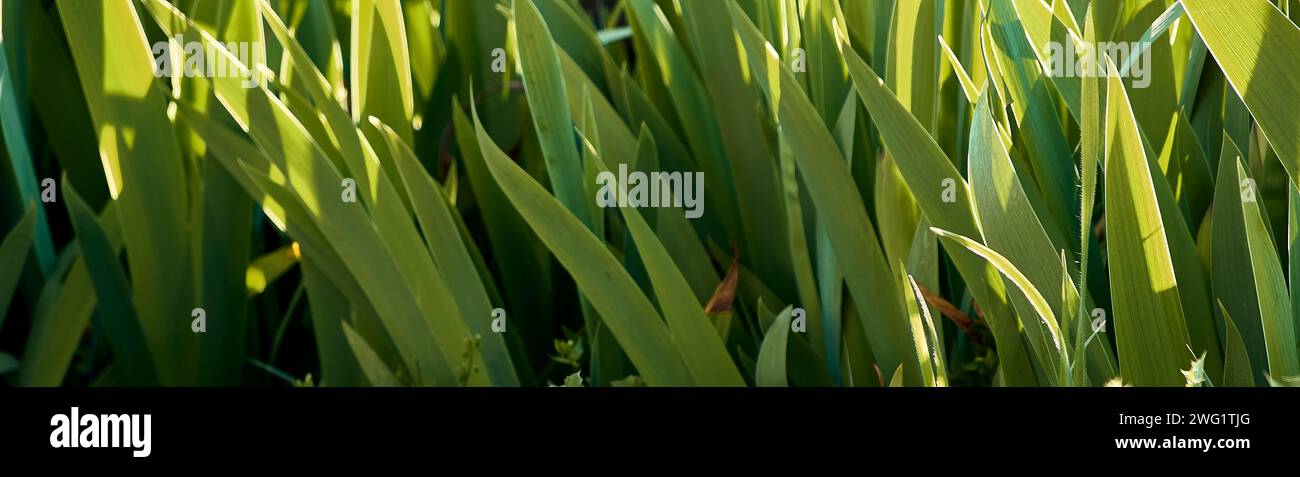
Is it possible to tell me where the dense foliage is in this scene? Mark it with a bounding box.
[1,0,1299,387]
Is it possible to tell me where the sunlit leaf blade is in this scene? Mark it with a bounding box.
[902,264,945,387]
[1104,63,1194,387]
[1183,0,1300,187]
[938,34,979,103]
[170,0,263,386]
[152,0,476,386]
[1213,140,1299,382]
[351,0,414,142]
[1074,4,1105,387]
[874,154,920,277]
[245,244,300,297]
[930,227,1067,385]
[57,0,193,384]
[886,0,942,131]
[968,86,1115,383]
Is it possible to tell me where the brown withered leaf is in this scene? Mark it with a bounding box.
[915,283,984,345]
[704,249,740,315]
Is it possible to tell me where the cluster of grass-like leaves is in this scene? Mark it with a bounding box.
[1,0,1299,387]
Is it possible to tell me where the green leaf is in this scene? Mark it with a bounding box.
[1119,2,1186,78]
[301,256,365,387]
[1291,181,1300,374]
[63,176,158,386]
[885,0,942,131]
[378,119,519,386]
[0,352,17,375]
[1213,139,1299,382]
[0,40,54,274]
[402,0,442,117]
[245,245,300,297]
[1074,4,1105,387]
[556,52,636,170]
[238,160,454,385]
[452,101,554,361]
[0,203,36,329]
[1103,64,1194,387]
[1183,0,1300,188]
[19,203,123,386]
[177,0,263,387]
[930,227,1067,385]
[351,0,414,142]
[533,0,612,94]
[938,34,978,103]
[756,306,794,387]
[469,101,694,386]
[999,0,1083,120]
[23,2,107,209]
[343,321,400,387]
[875,155,921,281]
[1218,300,1255,387]
[888,363,905,387]
[513,0,589,227]
[597,27,632,45]
[602,131,744,386]
[901,264,946,387]
[777,123,827,371]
